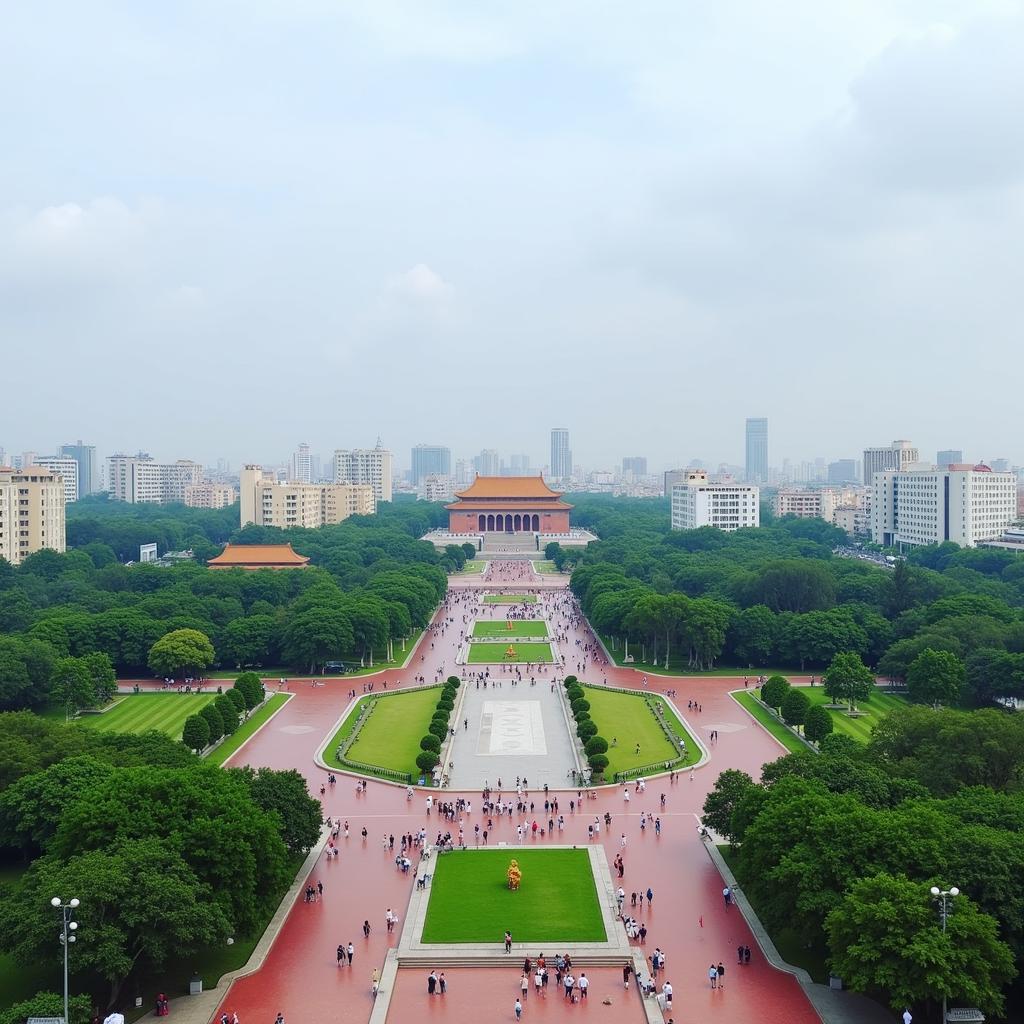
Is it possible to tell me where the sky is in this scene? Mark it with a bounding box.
[2,1,1023,475]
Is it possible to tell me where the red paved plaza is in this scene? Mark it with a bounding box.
[209,568,820,1024]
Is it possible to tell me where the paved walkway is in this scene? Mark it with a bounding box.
[149,570,890,1024]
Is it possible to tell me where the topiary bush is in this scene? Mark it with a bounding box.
[428,719,448,740]
[564,675,578,687]
[577,719,598,741]
[587,753,609,774]
[446,676,461,688]
[420,734,441,752]
[416,751,440,774]
[585,735,609,757]
[570,697,591,716]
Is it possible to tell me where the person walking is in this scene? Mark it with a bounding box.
[514,998,523,1021]
[505,930,513,953]
[716,961,725,988]
[709,963,718,989]
[347,941,354,966]
[578,973,589,999]
[336,944,344,966]
[663,980,673,1010]
[427,970,437,995]
[439,972,447,994]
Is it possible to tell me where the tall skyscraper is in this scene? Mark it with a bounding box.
[411,445,451,485]
[863,440,918,485]
[828,459,858,485]
[936,449,963,467]
[473,449,500,477]
[59,440,97,495]
[291,442,312,483]
[745,418,768,484]
[550,428,572,480]
[509,454,531,474]
[622,457,647,479]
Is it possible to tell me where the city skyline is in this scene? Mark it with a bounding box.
[2,4,1022,470]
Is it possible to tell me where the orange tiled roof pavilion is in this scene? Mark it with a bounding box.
[207,543,310,570]
[446,475,572,533]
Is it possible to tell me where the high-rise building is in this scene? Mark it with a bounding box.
[454,459,473,487]
[0,467,66,564]
[33,456,79,504]
[664,469,687,497]
[240,465,375,528]
[671,470,759,532]
[936,449,963,468]
[550,428,572,480]
[59,441,97,495]
[291,443,312,484]
[745,418,768,484]
[622,457,648,480]
[107,453,203,504]
[411,445,451,485]
[872,464,1016,548]
[473,449,500,477]
[863,440,918,486]
[420,474,454,502]
[827,459,859,485]
[508,454,531,475]
[334,441,393,502]
[990,458,1011,474]
[185,483,237,509]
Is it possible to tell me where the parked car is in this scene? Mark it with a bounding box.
[323,661,348,674]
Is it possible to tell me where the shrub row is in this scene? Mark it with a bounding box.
[417,677,461,775]
[563,676,609,776]
[182,672,265,752]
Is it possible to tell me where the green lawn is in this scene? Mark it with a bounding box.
[800,685,906,743]
[730,690,810,755]
[458,561,486,574]
[78,693,217,740]
[484,594,538,604]
[471,619,550,638]
[206,693,291,766]
[533,560,561,573]
[582,687,698,776]
[344,687,443,777]
[599,636,804,677]
[467,642,554,664]
[421,849,605,943]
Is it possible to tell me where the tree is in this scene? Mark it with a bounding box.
[181,714,210,753]
[280,608,354,673]
[199,702,224,743]
[235,767,322,855]
[701,769,755,842]
[147,628,215,679]
[0,990,92,1024]
[746,559,837,614]
[215,693,239,735]
[906,649,966,707]
[585,736,609,757]
[220,615,275,668]
[781,689,811,730]
[587,753,609,775]
[804,704,834,744]
[729,605,777,666]
[0,838,229,1007]
[825,872,1014,1015]
[417,750,439,774]
[760,675,790,711]
[225,686,247,716]
[420,734,440,752]
[823,651,874,710]
[50,657,96,717]
[234,672,264,710]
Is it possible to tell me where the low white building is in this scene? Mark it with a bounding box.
[872,464,1017,549]
[671,470,759,532]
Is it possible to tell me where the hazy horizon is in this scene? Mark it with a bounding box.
[3,2,1022,471]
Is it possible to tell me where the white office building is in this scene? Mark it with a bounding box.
[671,470,759,532]
[33,456,79,504]
[872,464,1017,549]
[333,442,393,502]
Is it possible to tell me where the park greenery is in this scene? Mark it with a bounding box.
[703,708,1024,1015]
[0,712,321,1016]
[0,499,451,713]
[563,494,1024,707]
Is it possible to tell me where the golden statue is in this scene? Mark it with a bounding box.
[505,645,517,659]
[507,859,522,890]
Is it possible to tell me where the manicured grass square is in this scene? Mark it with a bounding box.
[467,642,554,664]
[346,687,443,776]
[484,594,538,604]
[471,619,549,638]
[421,849,605,943]
[799,685,906,743]
[582,686,698,776]
[78,693,217,740]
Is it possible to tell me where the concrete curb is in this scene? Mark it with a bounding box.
[728,689,819,754]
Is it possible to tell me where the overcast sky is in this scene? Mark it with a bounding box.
[2,1,1022,474]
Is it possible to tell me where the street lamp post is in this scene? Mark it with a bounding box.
[930,885,959,1024]
[51,896,80,1024]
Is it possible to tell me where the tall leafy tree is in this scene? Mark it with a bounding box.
[906,649,966,706]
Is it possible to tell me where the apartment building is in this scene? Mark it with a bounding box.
[863,440,918,486]
[240,465,375,528]
[107,453,203,504]
[872,464,1017,549]
[333,443,393,502]
[185,483,238,509]
[0,467,66,565]
[671,470,759,532]
[420,474,454,502]
[33,456,79,504]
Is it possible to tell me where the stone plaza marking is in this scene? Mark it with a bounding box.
[478,700,547,756]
